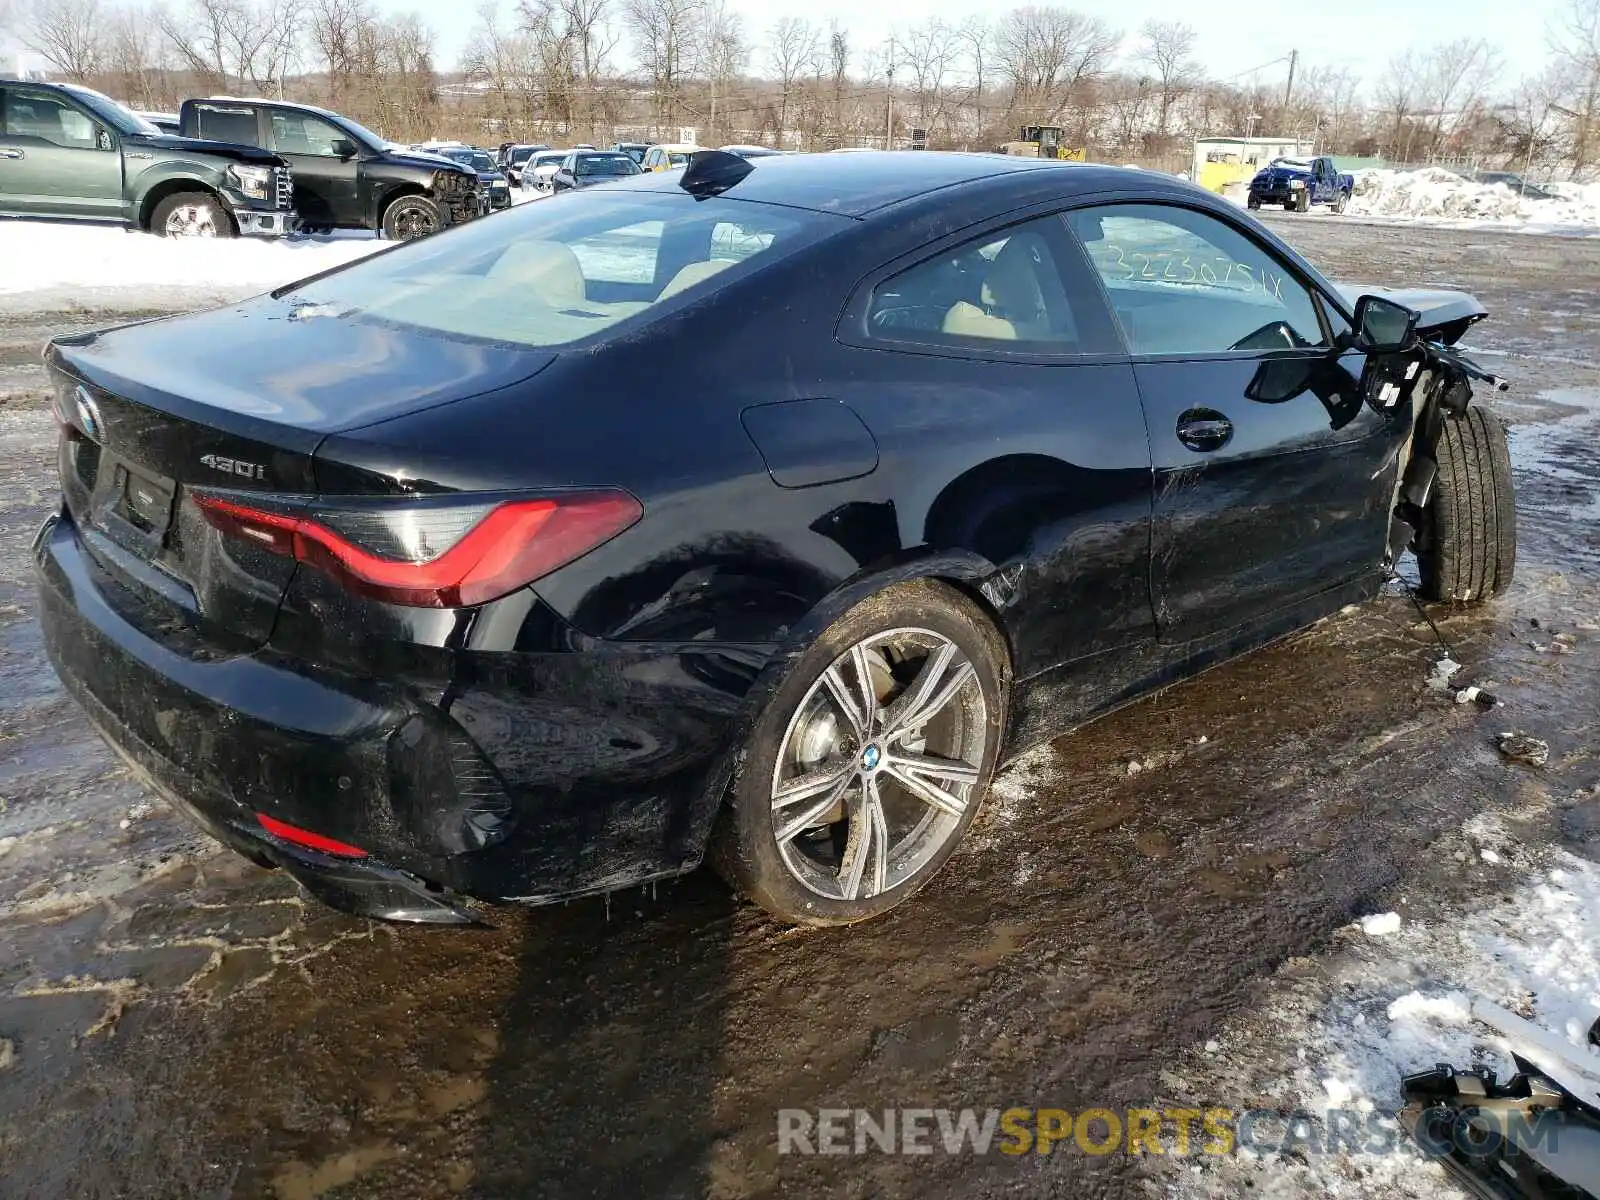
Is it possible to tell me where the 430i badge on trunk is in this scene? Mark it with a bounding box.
[200,453,267,481]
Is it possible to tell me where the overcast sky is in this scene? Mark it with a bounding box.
[0,0,1563,88]
[380,0,1560,87]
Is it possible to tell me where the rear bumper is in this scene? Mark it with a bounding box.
[34,509,757,922]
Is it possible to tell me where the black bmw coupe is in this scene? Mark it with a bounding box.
[36,151,1515,926]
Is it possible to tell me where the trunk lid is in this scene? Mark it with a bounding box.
[46,302,555,652]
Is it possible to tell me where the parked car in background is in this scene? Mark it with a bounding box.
[176,97,482,239]
[1464,169,1559,201]
[0,81,295,237]
[34,153,1515,928]
[521,149,569,193]
[500,143,550,187]
[720,144,784,159]
[1248,155,1353,213]
[642,143,700,172]
[133,110,181,135]
[429,145,512,210]
[551,150,642,191]
[614,141,652,164]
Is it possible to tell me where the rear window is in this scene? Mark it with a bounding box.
[278,192,847,348]
[194,103,258,145]
[576,155,639,177]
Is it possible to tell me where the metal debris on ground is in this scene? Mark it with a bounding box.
[1427,657,1463,692]
[1497,732,1551,768]
[1401,1001,1600,1200]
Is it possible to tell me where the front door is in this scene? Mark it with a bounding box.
[266,108,361,227]
[835,212,1152,683]
[1067,202,1408,643]
[0,86,122,219]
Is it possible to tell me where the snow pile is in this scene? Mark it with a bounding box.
[0,221,384,314]
[1346,168,1600,234]
[1166,812,1600,1198]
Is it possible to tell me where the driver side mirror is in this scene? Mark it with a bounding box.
[1352,294,1418,354]
[331,138,357,160]
[97,127,114,152]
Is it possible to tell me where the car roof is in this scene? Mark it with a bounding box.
[627,151,1149,217]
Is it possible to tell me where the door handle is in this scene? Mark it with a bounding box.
[0,149,24,160]
[1176,408,1234,453]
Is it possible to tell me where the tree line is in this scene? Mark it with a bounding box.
[9,0,1600,175]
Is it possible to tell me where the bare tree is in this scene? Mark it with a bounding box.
[902,18,959,141]
[1549,0,1600,173]
[1418,38,1500,157]
[25,0,105,80]
[957,16,991,145]
[765,16,818,147]
[160,0,304,93]
[625,0,702,134]
[700,0,745,142]
[992,5,1120,136]
[1135,19,1194,142]
[824,21,848,145]
[1377,53,1422,160]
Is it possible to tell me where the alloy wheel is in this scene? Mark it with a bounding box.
[769,628,988,902]
[393,203,438,240]
[164,204,219,237]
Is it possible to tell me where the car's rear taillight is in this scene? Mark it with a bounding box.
[193,491,641,608]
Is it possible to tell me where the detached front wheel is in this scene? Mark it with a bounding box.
[712,581,1007,926]
[1417,407,1517,602]
[381,195,443,241]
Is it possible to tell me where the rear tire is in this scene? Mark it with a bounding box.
[1333,190,1349,214]
[1247,197,1262,210]
[1417,407,1517,603]
[710,580,1007,926]
[151,191,234,238]
[381,194,443,241]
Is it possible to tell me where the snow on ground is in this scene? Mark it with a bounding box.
[1344,168,1600,236]
[0,220,385,315]
[1163,799,1600,1199]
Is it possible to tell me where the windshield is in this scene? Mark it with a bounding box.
[1270,158,1310,169]
[277,192,847,349]
[509,147,536,164]
[444,148,496,172]
[576,155,640,177]
[320,110,387,151]
[64,86,161,136]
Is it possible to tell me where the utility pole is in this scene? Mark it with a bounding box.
[885,35,895,150]
[1282,49,1298,118]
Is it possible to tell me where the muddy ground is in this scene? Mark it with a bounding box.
[0,217,1597,1200]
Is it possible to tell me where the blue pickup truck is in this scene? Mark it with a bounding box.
[1247,155,1353,213]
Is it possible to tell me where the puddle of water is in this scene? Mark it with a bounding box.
[1507,388,1600,568]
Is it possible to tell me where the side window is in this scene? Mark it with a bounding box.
[195,104,259,147]
[6,91,97,150]
[1068,203,1327,356]
[270,112,347,157]
[865,216,1109,353]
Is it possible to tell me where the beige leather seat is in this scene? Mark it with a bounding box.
[488,240,589,308]
[942,301,1016,340]
[941,233,1053,342]
[658,258,735,300]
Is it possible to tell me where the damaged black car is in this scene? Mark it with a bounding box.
[34,152,1515,926]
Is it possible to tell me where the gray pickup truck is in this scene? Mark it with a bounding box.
[0,79,297,237]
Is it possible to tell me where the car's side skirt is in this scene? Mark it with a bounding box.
[1001,571,1384,765]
